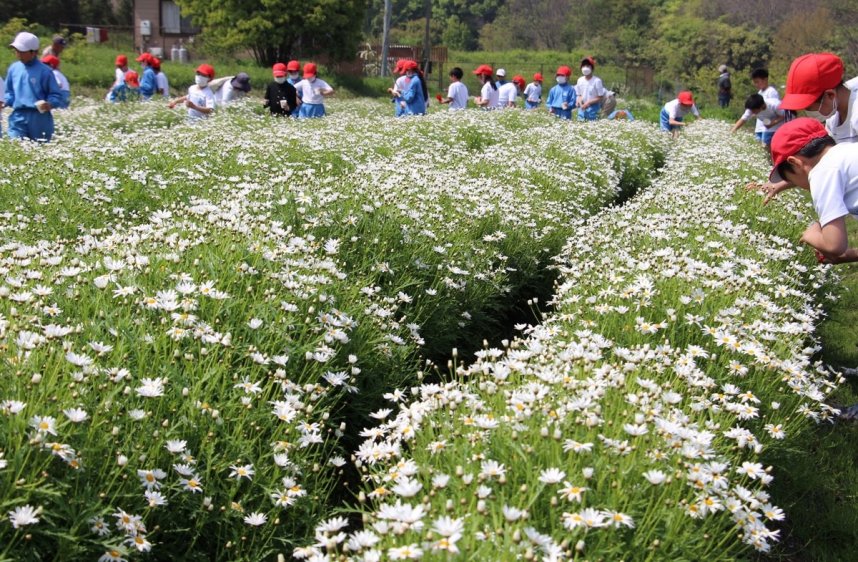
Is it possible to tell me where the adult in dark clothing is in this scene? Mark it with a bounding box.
[263,62,298,116]
[717,64,733,108]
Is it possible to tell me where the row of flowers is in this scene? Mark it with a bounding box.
[307,121,841,560]
[0,100,668,560]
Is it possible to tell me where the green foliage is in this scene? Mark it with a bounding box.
[174,0,366,66]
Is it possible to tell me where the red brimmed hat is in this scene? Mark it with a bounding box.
[124,70,140,88]
[533,72,543,82]
[512,75,525,88]
[286,60,301,72]
[303,62,317,78]
[781,53,844,111]
[768,118,830,182]
[472,64,493,76]
[678,90,694,105]
[136,52,153,64]
[556,65,572,77]
[401,59,419,72]
[272,63,287,77]
[196,63,215,79]
[115,54,128,66]
[41,54,59,69]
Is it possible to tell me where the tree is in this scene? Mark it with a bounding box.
[175,0,367,66]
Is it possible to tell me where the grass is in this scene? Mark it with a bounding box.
[762,218,858,561]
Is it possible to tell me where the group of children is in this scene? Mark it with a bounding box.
[389,57,629,121]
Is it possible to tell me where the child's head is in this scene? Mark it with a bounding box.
[512,75,525,91]
[533,72,543,83]
[677,90,694,108]
[770,118,835,188]
[473,64,493,83]
[9,32,39,63]
[449,67,463,81]
[272,63,287,83]
[286,60,301,80]
[744,93,765,114]
[781,53,844,112]
[750,68,769,90]
[496,68,506,81]
[116,54,128,68]
[555,66,571,84]
[581,57,595,76]
[125,70,140,88]
[195,64,215,87]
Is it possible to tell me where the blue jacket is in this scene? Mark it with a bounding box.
[4,59,63,109]
[401,74,426,115]
[139,67,157,98]
[546,83,576,109]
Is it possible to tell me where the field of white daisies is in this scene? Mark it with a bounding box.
[0,98,843,562]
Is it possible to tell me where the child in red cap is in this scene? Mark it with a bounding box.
[264,62,298,117]
[546,66,575,119]
[524,73,542,110]
[473,64,499,109]
[575,57,606,121]
[294,63,334,118]
[753,53,858,203]
[168,64,216,119]
[387,60,410,116]
[770,117,858,264]
[660,91,700,137]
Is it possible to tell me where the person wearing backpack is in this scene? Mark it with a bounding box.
[717,64,733,108]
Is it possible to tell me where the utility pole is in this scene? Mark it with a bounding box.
[380,0,392,77]
[422,0,431,74]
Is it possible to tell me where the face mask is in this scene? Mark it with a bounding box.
[274,76,287,84]
[582,66,592,76]
[288,72,299,80]
[805,94,838,122]
[195,75,209,87]
[556,76,567,84]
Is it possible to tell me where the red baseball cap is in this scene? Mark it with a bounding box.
[286,60,301,72]
[401,60,419,72]
[150,57,161,71]
[196,63,215,79]
[768,117,830,182]
[303,62,317,78]
[272,62,287,77]
[781,53,844,111]
[533,73,543,82]
[512,75,525,88]
[678,91,694,105]
[115,54,128,66]
[41,54,59,69]
[136,52,153,64]
[124,70,140,88]
[556,65,572,77]
[581,56,596,68]
[473,64,493,76]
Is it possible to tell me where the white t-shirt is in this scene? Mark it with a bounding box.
[52,69,70,92]
[664,98,700,119]
[294,78,331,105]
[740,99,784,133]
[576,75,606,104]
[187,84,215,119]
[446,81,468,109]
[114,67,126,88]
[524,82,542,102]
[809,143,858,227]
[480,82,500,109]
[755,86,780,132]
[156,72,169,98]
[498,82,518,107]
[825,84,858,144]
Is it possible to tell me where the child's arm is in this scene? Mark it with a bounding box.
[800,217,851,259]
[730,118,747,133]
[167,95,187,109]
[746,179,797,205]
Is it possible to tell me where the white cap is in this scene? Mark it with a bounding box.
[10,32,39,52]
[718,64,728,73]
[496,68,506,77]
